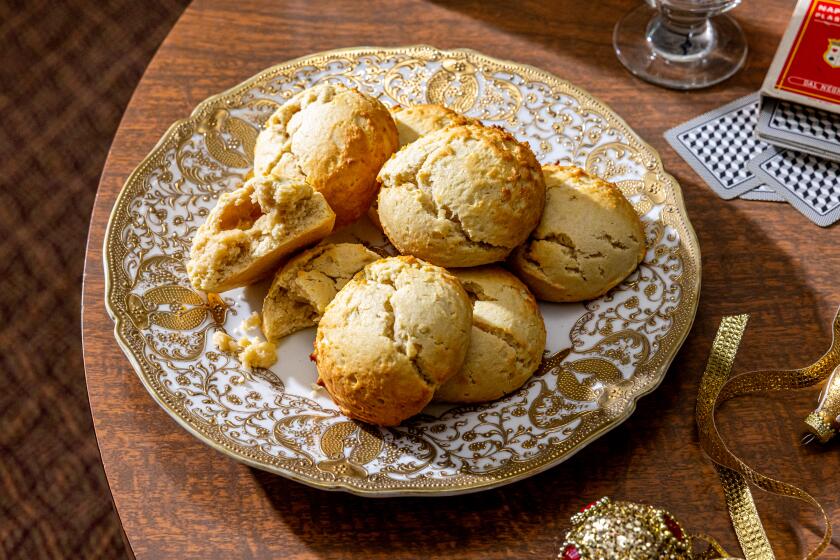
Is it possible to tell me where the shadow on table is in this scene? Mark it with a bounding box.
[250,174,831,557]
[426,0,630,79]
[423,0,787,96]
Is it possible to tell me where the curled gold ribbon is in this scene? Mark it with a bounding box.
[697,309,840,559]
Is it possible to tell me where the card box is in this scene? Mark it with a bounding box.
[761,0,840,112]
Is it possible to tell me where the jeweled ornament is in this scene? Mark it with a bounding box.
[561,497,695,560]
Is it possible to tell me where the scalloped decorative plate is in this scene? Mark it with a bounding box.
[104,46,700,496]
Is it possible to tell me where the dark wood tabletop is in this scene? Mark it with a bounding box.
[81,0,840,557]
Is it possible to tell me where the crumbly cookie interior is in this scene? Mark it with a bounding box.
[187,177,334,292]
[262,243,379,341]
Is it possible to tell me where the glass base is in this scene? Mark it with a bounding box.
[613,3,748,90]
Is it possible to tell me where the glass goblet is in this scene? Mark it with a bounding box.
[613,0,748,90]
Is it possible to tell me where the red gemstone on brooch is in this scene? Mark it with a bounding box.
[562,545,581,560]
[579,501,597,513]
[663,514,684,540]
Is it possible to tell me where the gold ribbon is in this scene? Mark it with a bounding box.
[696,309,840,559]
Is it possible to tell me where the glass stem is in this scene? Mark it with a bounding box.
[647,10,715,61]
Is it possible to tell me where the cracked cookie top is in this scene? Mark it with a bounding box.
[376,123,545,267]
[254,83,399,227]
[435,267,546,403]
[312,256,472,426]
[510,165,646,302]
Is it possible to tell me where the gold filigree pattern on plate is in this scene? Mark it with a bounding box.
[103,46,701,495]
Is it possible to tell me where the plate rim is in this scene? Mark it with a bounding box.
[102,44,702,497]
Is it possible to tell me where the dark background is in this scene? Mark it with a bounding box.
[0,1,188,557]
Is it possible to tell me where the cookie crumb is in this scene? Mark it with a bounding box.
[213,331,240,353]
[241,311,262,333]
[309,382,325,399]
[239,340,277,370]
[214,331,276,370]
[237,336,253,348]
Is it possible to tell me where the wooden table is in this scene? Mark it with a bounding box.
[82,0,840,557]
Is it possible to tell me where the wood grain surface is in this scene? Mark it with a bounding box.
[81,0,840,557]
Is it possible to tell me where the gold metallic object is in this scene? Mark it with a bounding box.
[561,497,692,559]
[697,309,840,559]
[805,364,840,443]
[560,497,738,560]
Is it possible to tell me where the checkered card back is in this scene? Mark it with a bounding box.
[772,101,840,145]
[676,102,764,190]
[761,152,840,216]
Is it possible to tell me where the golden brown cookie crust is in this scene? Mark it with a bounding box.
[377,124,545,267]
[390,103,472,147]
[366,104,473,229]
[510,165,646,302]
[313,256,472,426]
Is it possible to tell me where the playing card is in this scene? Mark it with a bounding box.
[756,97,840,162]
[665,93,768,199]
[748,147,840,226]
[761,0,840,113]
[739,184,787,202]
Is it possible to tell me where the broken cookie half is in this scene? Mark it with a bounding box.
[262,242,380,341]
[187,176,335,293]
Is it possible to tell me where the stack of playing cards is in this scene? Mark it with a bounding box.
[665,0,840,227]
[756,99,840,162]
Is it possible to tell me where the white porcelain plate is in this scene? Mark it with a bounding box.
[104,46,700,496]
